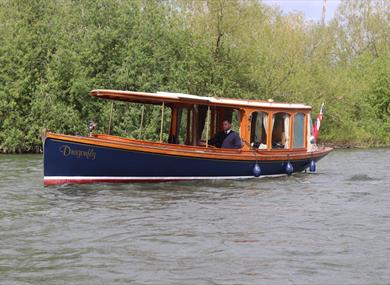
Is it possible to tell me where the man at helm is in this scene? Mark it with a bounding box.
[209,119,242,149]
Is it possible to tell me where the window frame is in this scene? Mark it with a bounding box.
[250,111,269,149]
[269,111,292,150]
[292,112,306,149]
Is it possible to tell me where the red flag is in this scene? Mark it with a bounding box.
[312,103,324,142]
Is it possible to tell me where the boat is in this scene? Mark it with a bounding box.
[42,89,332,186]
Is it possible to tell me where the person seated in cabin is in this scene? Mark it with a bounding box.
[209,119,242,149]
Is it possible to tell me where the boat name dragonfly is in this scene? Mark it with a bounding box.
[59,145,96,160]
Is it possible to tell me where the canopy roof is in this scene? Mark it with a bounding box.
[90,89,311,110]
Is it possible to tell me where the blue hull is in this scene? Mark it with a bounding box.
[44,138,325,185]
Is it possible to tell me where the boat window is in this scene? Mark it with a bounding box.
[250,111,268,149]
[293,113,305,148]
[271,112,290,149]
[232,109,241,134]
[168,107,192,145]
[180,108,192,145]
[156,104,172,143]
[196,105,209,145]
[166,105,242,147]
[199,107,241,147]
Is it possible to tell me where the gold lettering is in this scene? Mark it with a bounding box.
[59,145,96,160]
[59,145,71,157]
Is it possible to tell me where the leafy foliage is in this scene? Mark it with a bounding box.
[0,0,389,152]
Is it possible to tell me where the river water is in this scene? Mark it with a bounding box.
[0,149,389,284]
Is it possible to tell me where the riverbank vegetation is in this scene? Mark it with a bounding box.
[0,0,389,153]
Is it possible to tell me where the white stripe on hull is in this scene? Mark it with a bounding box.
[44,174,287,183]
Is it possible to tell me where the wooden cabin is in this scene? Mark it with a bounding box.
[91,90,314,153]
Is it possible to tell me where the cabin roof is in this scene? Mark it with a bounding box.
[91,89,312,110]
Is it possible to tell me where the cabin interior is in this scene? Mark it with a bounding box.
[123,102,311,151]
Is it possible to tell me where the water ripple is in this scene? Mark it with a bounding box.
[1,149,390,284]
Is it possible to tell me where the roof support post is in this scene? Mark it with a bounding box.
[138,105,144,140]
[169,106,178,143]
[192,105,198,146]
[108,101,114,135]
[159,101,165,143]
[205,106,210,148]
[210,107,215,138]
[185,108,191,145]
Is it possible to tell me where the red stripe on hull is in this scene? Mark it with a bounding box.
[44,178,191,186]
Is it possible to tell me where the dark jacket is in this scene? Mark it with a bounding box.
[209,130,242,149]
